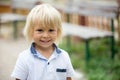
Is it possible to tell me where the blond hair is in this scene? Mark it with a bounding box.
[23,3,62,43]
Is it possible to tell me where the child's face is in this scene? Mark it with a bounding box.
[32,24,58,49]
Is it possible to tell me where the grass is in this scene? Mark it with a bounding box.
[59,37,120,80]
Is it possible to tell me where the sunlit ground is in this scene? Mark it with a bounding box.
[0,37,29,80]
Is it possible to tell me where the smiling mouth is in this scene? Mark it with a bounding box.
[40,40,51,43]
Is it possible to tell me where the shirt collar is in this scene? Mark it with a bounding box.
[30,42,61,56]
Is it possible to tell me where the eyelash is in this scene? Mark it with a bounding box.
[36,29,55,32]
[49,29,55,32]
[37,29,43,32]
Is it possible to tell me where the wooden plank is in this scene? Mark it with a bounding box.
[62,23,113,40]
[74,1,118,11]
[62,7,116,19]
[0,5,11,13]
[56,1,118,19]
[0,13,26,23]
[11,0,37,10]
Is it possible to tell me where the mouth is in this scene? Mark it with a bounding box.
[40,40,51,43]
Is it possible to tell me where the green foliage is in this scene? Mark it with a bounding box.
[59,38,120,80]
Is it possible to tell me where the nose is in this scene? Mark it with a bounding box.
[42,32,49,38]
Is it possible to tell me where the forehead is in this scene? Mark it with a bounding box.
[33,19,57,29]
[35,26,57,30]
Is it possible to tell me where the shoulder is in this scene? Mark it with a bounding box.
[58,48,70,59]
[17,49,32,61]
[18,49,29,56]
[60,49,68,54]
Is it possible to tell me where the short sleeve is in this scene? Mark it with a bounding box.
[11,53,28,80]
[65,52,75,77]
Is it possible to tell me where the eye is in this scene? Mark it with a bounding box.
[36,29,43,32]
[49,29,55,32]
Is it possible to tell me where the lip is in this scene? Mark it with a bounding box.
[40,40,51,42]
[40,40,51,44]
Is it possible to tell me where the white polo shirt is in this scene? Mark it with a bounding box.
[11,43,74,80]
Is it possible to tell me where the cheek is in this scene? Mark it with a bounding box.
[53,35,57,40]
[52,32,57,38]
[32,32,40,39]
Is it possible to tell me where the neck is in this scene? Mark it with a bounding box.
[35,44,54,59]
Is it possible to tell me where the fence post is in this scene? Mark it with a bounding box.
[110,19,115,59]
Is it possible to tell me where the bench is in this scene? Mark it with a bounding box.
[62,23,113,40]
[57,1,118,62]
[0,0,41,39]
[62,22,113,62]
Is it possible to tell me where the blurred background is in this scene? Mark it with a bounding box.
[0,0,120,80]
